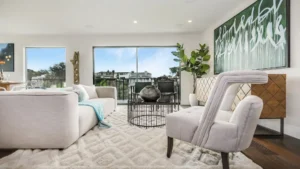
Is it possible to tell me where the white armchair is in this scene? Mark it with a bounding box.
[166,70,268,169]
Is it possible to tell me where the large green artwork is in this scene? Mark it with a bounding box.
[214,0,290,74]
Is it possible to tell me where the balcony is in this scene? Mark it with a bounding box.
[94,77,180,105]
[27,77,180,105]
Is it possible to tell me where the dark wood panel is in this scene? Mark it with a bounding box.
[0,149,15,159]
[243,126,300,169]
[252,74,286,118]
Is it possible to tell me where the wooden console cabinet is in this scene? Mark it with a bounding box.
[251,74,286,119]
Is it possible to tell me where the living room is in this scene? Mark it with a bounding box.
[0,0,299,169]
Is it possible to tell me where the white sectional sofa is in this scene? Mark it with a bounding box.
[0,86,117,149]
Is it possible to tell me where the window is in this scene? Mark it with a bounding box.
[137,47,179,78]
[93,46,179,104]
[26,47,66,88]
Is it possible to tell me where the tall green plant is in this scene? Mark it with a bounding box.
[172,43,211,94]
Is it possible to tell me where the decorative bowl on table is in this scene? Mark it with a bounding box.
[139,85,161,102]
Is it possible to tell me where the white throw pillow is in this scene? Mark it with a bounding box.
[82,85,98,99]
[73,85,89,102]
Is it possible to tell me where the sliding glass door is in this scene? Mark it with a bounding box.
[137,47,179,78]
[93,46,179,104]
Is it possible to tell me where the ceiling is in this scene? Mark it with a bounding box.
[0,0,242,35]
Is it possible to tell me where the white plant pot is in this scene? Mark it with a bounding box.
[189,93,198,106]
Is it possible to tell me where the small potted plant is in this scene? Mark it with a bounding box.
[172,43,210,106]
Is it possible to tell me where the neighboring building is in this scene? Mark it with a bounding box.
[94,71,115,78]
[95,71,152,79]
[31,74,47,80]
[129,71,151,78]
[117,72,130,78]
[30,74,47,88]
[30,74,66,88]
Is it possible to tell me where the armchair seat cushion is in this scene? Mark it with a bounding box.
[166,106,202,142]
[166,106,233,143]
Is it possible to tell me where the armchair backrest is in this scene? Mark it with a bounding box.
[191,70,268,146]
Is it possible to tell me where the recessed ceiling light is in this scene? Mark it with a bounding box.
[188,20,192,23]
[133,20,138,24]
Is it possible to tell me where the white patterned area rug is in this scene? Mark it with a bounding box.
[0,107,261,169]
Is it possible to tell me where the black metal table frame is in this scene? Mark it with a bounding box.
[127,101,179,128]
[254,118,284,138]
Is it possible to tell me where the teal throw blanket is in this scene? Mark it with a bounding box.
[78,101,111,128]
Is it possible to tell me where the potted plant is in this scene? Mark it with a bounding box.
[172,43,211,106]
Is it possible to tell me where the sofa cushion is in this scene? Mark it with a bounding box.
[78,106,98,136]
[82,85,98,99]
[46,87,73,91]
[88,98,115,117]
[78,98,115,136]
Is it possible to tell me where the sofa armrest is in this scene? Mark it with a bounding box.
[95,86,117,99]
[96,86,117,109]
[0,91,79,149]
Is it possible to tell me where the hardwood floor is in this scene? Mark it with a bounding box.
[243,126,300,169]
[1,126,300,169]
[0,149,15,159]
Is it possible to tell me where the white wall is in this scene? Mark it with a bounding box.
[0,33,202,105]
[198,0,300,139]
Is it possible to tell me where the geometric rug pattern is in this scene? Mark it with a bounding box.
[0,107,261,169]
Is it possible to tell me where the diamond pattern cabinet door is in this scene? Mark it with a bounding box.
[232,84,251,111]
[251,74,286,119]
[196,77,217,106]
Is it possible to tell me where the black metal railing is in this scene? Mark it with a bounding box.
[27,79,66,89]
[94,77,180,104]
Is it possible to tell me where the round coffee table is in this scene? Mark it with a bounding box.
[127,102,177,128]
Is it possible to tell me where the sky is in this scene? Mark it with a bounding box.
[94,47,179,77]
[0,44,8,50]
[26,48,66,71]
